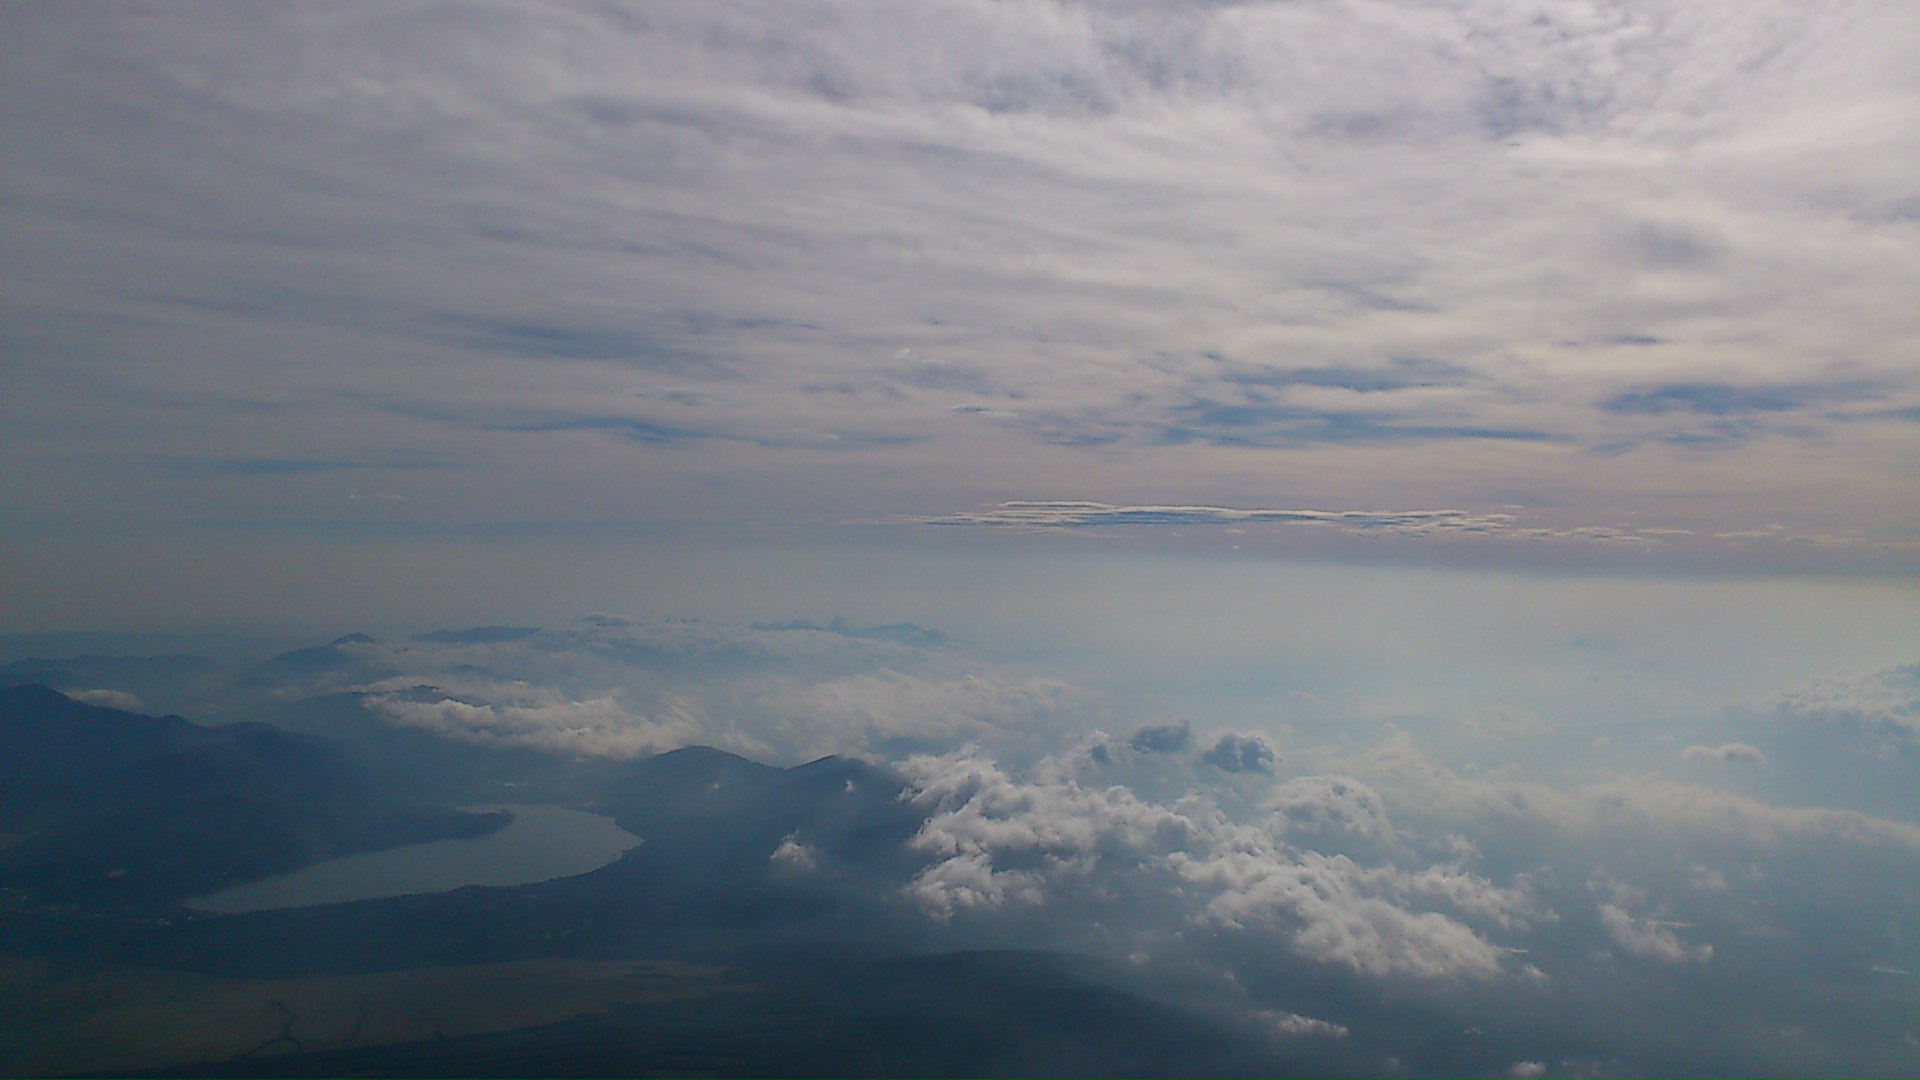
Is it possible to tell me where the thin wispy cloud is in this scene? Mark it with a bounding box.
[921,501,1517,533]
[911,500,1909,554]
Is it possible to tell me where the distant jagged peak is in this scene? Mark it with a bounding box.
[328,632,378,647]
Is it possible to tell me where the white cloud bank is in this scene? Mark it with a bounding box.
[328,617,1091,764]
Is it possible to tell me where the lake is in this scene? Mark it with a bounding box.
[186,805,641,914]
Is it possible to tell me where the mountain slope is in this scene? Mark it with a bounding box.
[0,684,502,907]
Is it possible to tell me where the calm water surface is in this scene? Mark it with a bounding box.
[186,804,640,914]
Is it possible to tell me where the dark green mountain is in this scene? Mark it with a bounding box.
[0,684,502,908]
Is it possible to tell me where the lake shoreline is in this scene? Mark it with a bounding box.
[185,805,642,915]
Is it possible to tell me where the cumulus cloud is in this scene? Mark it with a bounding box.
[1202,732,1277,774]
[769,833,818,872]
[1174,848,1510,980]
[1265,775,1396,846]
[1128,720,1191,754]
[903,850,1045,922]
[66,688,145,712]
[900,748,1198,873]
[896,745,1531,980]
[1257,1010,1349,1039]
[1598,903,1712,964]
[1372,863,1546,933]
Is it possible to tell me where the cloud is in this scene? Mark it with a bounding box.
[1256,1010,1349,1040]
[900,748,1198,870]
[757,669,1081,753]
[1385,863,1545,932]
[896,745,1531,980]
[1202,733,1277,774]
[4,0,1916,596]
[1598,903,1712,964]
[1265,775,1396,846]
[770,833,818,872]
[1173,848,1511,980]
[1350,730,1920,855]
[1760,662,1920,745]
[335,617,1092,763]
[1601,381,1879,417]
[920,501,1521,536]
[903,850,1044,922]
[366,688,715,760]
[1682,742,1766,764]
[1128,720,1191,754]
[1156,398,1565,449]
[66,688,145,712]
[913,500,1893,552]
[1220,356,1467,394]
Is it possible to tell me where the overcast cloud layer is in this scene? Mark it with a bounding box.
[3,1,1918,630]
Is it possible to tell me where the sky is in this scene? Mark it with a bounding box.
[3,6,1920,1073]
[2,0,1918,638]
